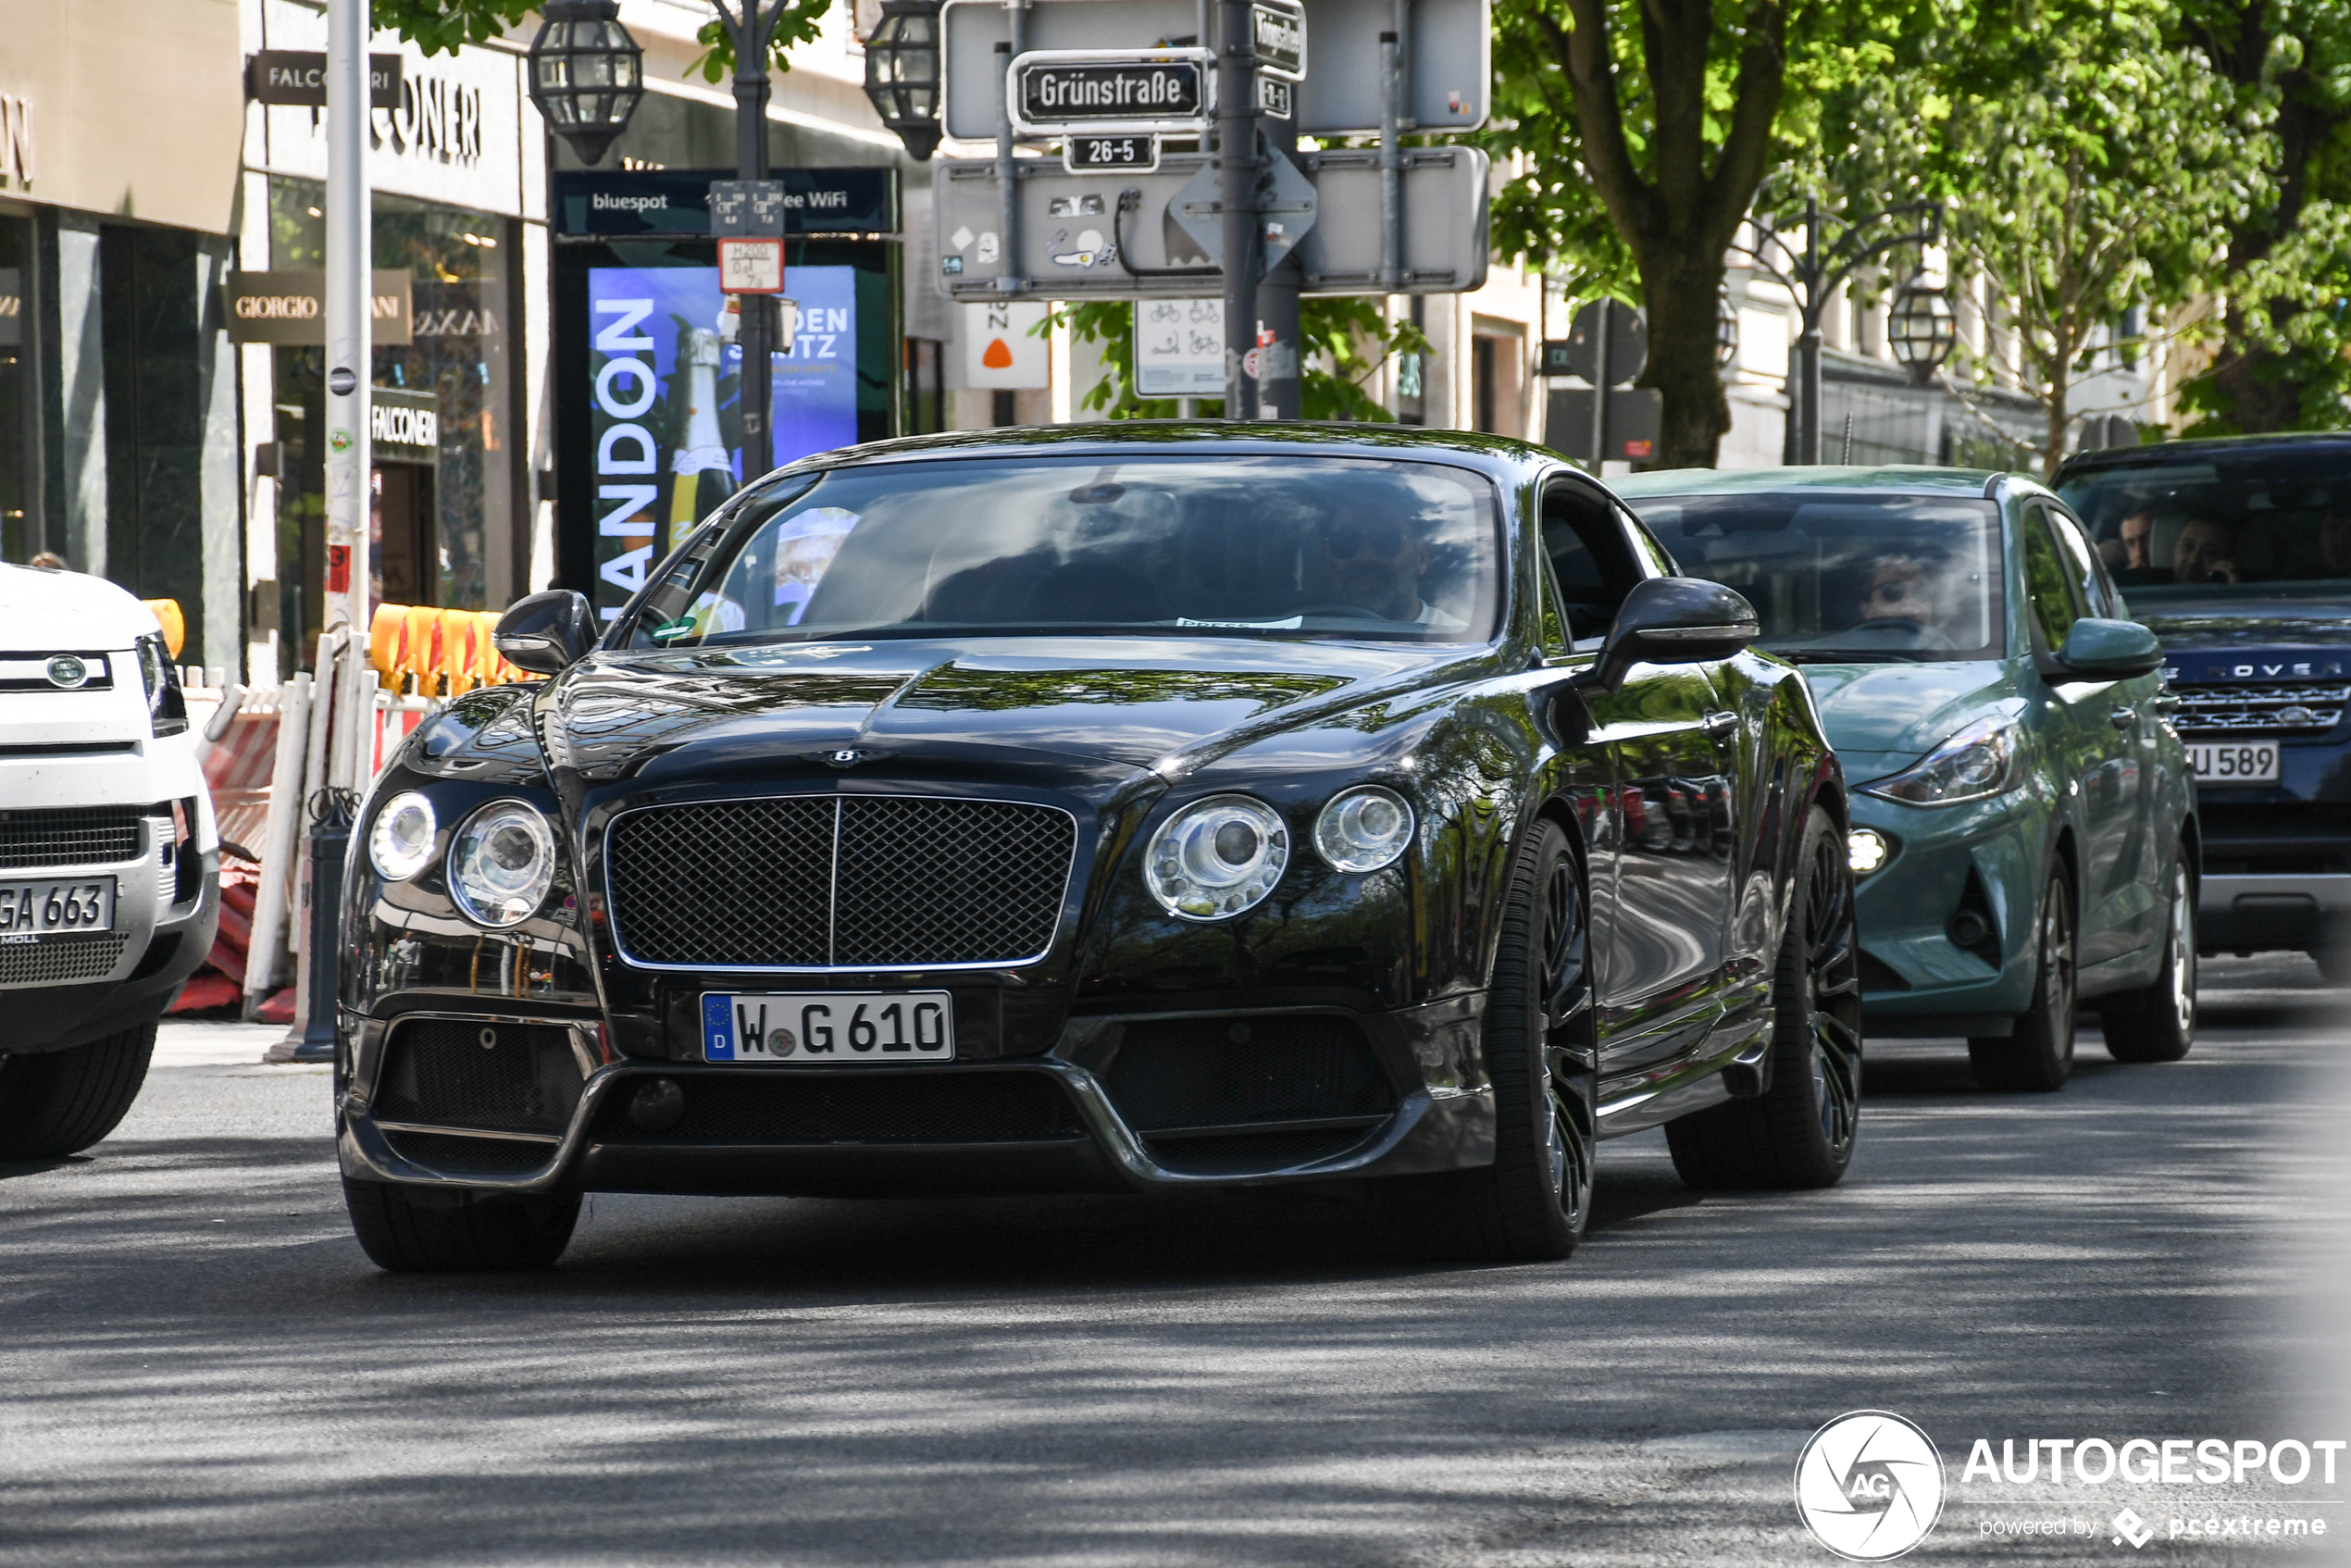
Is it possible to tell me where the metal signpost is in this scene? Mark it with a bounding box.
[323,0,371,641]
[1543,299,1662,472]
[931,0,1488,417]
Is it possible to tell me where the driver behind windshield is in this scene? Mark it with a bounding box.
[1311,514,1469,631]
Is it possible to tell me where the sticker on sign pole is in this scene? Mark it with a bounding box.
[717,238,786,295]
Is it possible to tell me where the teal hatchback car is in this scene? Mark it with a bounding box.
[1614,467,2198,1089]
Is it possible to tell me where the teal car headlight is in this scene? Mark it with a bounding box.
[1861,718,2026,807]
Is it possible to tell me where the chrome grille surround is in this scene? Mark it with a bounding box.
[603,794,1079,971]
[2170,681,2350,737]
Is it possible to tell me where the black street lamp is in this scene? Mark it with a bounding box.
[526,0,644,168]
[862,0,943,161]
[1888,272,1959,385]
[1730,193,1943,465]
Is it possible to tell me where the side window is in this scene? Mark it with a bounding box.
[2045,504,2118,618]
[2021,504,2086,652]
[1540,479,1643,642]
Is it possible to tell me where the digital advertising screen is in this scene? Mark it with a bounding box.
[582,264,862,621]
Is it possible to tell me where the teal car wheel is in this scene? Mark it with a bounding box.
[2100,853,2196,1064]
[1969,866,2077,1092]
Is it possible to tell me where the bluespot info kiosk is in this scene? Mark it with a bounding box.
[551,168,901,624]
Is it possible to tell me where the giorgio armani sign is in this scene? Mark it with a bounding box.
[225,270,413,346]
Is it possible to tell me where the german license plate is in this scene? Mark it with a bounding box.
[701,990,955,1064]
[2187,741,2281,784]
[0,877,116,940]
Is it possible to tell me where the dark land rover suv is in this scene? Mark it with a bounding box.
[2057,432,2351,977]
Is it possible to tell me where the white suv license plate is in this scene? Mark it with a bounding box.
[0,877,117,940]
[702,990,955,1064]
[2187,742,2281,784]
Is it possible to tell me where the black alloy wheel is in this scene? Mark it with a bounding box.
[1434,817,1597,1262]
[2101,851,2196,1064]
[1969,865,2077,1091]
[1665,805,1860,1189]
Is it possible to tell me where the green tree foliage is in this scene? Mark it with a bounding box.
[2172,0,2351,432]
[1484,0,1926,467]
[369,0,831,80]
[1055,300,1433,421]
[1917,0,2275,474]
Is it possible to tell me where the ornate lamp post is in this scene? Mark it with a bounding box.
[1731,193,1944,464]
[1888,273,1959,385]
[862,0,943,161]
[525,0,644,167]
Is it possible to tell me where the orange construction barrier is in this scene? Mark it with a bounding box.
[440,609,482,697]
[143,599,187,659]
[367,604,407,687]
[404,605,442,695]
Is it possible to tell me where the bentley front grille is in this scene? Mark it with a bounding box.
[2170,681,2350,737]
[0,806,145,872]
[605,795,1077,969]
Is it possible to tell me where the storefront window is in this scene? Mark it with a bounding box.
[269,177,518,638]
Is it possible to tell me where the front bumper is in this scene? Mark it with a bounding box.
[2196,873,2351,954]
[1848,790,2043,1035]
[334,996,1499,1197]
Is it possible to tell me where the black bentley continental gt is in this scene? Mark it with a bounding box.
[335,425,1863,1271]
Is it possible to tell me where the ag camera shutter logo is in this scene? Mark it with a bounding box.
[1794,1411,1946,1560]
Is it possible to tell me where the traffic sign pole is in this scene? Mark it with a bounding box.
[1255,115,1303,418]
[1217,0,1261,415]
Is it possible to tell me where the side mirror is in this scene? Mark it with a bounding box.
[1576,577,1760,692]
[493,590,596,676]
[2057,617,2164,680]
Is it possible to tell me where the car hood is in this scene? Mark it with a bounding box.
[536,636,1455,790]
[1796,660,2013,775]
[2133,593,2351,665]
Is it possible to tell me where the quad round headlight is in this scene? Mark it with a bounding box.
[368,791,438,882]
[1144,794,1289,920]
[448,801,558,928]
[1313,785,1415,873]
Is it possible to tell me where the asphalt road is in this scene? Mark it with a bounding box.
[5,961,2348,1567]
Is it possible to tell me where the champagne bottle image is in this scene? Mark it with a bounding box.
[666,324,734,551]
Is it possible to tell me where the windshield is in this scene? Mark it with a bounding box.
[2057,452,2351,598]
[623,455,1503,648]
[1626,493,2006,662]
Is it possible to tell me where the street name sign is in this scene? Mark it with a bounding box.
[1251,0,1306,79]
[246,50,403,110]
[1066,132,1160,172]
[933,146,1488,300]
[941,0,1487,141]
[1009,49,1210,136]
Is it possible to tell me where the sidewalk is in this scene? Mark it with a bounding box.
[154,1021,294,1068]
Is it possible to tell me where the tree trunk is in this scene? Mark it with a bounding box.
[1638,248,1733,468]
[2043,377,2070,484]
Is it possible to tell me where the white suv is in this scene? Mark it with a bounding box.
[0,564,218,1158]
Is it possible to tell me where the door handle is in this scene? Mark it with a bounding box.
[2110,706,2138,732]
[1701,710,1739,739]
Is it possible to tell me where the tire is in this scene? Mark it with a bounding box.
[1429,817,1597,1263]
[342,1176,580,1273]
[0,1019,158,1159]
[1969,865,2077,1091]
[1664,806,1861,1190]
[2100,853,2196,1063]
